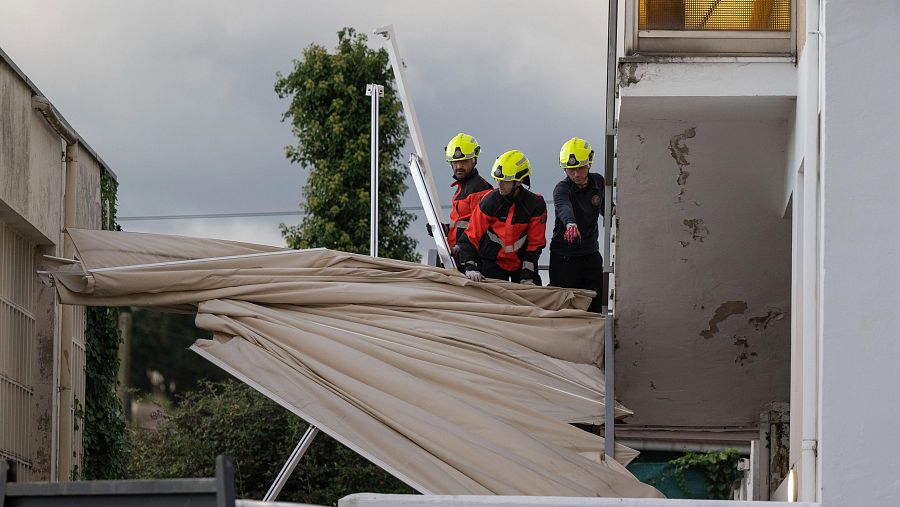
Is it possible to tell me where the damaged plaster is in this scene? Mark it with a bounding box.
[683,218,709,242]
[669,128,696,196]
[700,300,749,339]
[749,308,785,331]
[735,351,759,366]
[618,62,643,88]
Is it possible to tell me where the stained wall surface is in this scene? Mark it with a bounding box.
[1,60,64,244]
[1,50,106,481]
[615,114,791,430]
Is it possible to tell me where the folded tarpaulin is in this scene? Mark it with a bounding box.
[45,229,662,498]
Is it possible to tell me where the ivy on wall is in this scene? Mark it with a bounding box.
[81,169,127,479]
[669,448,743,499]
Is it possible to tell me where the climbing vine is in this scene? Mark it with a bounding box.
[668,448,743,499]
[81,169,127,479]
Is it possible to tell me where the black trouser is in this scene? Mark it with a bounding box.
[481,259,543,286]
[549,251,604,313]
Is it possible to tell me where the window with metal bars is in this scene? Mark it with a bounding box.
[0,220,37,480]
[639,0,792,31]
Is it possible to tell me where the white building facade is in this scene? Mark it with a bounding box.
[614,0,900,504]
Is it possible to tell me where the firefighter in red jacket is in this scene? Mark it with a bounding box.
[444,133,493,260]
[457,150,547,285]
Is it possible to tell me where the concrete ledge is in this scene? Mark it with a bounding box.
[339,494,817,507]
[618,60,796,99]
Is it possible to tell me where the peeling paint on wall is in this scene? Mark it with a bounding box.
[682,218,709,242]
[700,300,749,339]
[735,351,759,366]
[669,128,696,197]
[748,308,785,331]
[618,62,642,88]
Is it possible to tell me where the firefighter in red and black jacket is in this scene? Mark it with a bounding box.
[457,150,547,285]
[437,134,493,268]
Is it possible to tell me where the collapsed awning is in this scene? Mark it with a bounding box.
[45,229,662,498]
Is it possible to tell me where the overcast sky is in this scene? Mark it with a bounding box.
[0,0,609,262]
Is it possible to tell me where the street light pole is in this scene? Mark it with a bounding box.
[366,83,384,257]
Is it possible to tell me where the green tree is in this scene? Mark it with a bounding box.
[127,308,226,398]
[128,380,413,504]
[276,27,419,262]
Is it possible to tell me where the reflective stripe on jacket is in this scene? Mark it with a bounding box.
[449,170,493,249]
[458,187,547,273]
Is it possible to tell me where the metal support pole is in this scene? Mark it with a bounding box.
[601,0,620,465]
[366,84,384,257]
[604,311,616,460]
[602,0,619,277]
[263,425,319,502]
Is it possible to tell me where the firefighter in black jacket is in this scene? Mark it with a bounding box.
[457,150,547,285]
[550,137,607,312]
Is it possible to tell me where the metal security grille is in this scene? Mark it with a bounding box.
[640,0,792,31]
[70,306,86,477]
[0,220,37,480]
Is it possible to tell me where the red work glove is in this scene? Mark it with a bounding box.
[564,223,581,244]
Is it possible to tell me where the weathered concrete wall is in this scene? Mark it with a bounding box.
[615,116,791,429]
[31,244,58,479]
[73,143,101,230]
[1,50,107,481]
[819,1,900,505]
[2,57,60,482]
[0,60,64,244]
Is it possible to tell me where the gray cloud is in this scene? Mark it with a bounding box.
[0,0,609,258]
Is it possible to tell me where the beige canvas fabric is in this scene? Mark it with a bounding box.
[47,229,662,498]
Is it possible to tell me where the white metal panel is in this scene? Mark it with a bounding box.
[408,155,455,269]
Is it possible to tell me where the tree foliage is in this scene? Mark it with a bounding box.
[129,380,413,504]
[275,27,419,261]
[127,308,226,398]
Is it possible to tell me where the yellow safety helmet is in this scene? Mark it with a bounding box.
[491,150,531,182]
[559,137,594,169]
[445,133,481,162]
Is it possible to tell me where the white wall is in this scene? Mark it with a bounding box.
[819,1,900,505]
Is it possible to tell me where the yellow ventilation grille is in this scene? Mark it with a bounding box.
[639,0,792,31]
